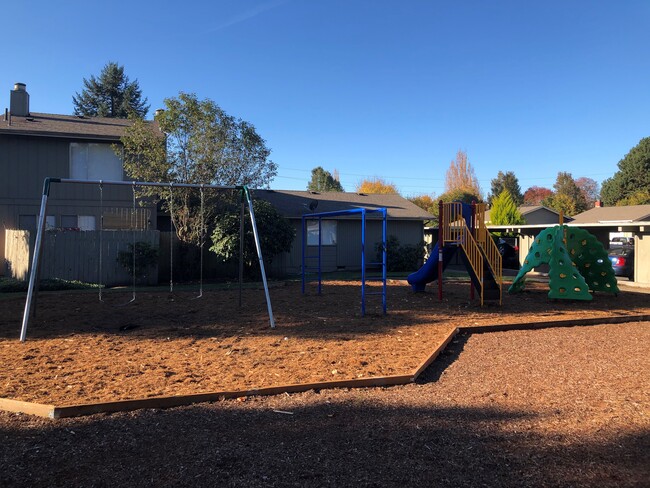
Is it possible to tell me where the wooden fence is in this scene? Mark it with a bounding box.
[4,229,159,286]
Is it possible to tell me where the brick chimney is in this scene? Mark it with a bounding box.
[10,83,29,117]
[594,199,603,208]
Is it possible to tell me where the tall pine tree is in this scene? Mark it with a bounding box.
[73,62,149,118]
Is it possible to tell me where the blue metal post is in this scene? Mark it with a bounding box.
[317,218,322,294]
[301,216,306,294]
[382,208,387,314]
[361,209,366,316]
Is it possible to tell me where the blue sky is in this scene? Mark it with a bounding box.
[3,0,649,197]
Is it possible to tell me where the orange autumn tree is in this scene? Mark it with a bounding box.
[355,177,399,194]
[444,149,482,200]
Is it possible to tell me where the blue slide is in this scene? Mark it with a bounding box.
[407,243,458,292]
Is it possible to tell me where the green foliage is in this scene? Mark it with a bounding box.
[307,167,344,192]
[544,172,588,216]
[377,235,424,272]
[488,171,523,205]
[601,137,650,206]
[117,241,159,277]
[73,62,149,118]
[0,278,100,293]
[490,190,525,225]
[120,92,277,244]
[210,199,295,277]
[617,189,650,206]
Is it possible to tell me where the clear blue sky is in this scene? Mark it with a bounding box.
[3,0,649,197]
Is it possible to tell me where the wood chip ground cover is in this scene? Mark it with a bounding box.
[1,279,649,407]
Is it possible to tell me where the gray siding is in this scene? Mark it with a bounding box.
[1,135,152,275]
[270,218,425,276]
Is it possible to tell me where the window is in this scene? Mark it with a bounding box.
[78,216,96,231]
[70,143,123,181]
[61,215,79,229]
[19,215,56,231]
[307,220,337,246]
[45,216,56,230]
[18,215,36,231]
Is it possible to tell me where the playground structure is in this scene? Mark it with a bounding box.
[508,225,619,300]
[408,201,502,305]
[19,177,276,341]
[301,207,387,316]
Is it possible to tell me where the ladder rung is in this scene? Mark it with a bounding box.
[304,255,320,260]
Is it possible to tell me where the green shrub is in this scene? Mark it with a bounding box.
[376,235,424,272]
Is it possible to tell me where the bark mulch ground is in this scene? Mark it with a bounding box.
[1,280,649,486]
[1,279,649,407]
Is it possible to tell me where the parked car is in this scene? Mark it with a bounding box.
[609,237,634,248]
[608,247,634,280]
[497,239,520,270]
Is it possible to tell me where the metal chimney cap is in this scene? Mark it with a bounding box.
[154,108,165,117]
[13,83,26,91]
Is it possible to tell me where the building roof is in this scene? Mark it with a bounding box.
[0,112,155,141]
[484,204,570,222]
[254,190,433,220]
[570,205,650,224]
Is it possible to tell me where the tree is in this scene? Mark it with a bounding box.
[444,150,482,197]
[575,177,600,208]
[547,172,588,215]
[408,194,437,215]
[210,199,295,277]
[120,92,277,244]
[601,137,650,206]
[488,171,523,206]
[523,186,553,205]
[307,167,344,192]
[73,62,149,118]
[489,190,525,225]
[356,177,399,194]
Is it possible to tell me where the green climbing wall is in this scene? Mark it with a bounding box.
[508,225,619,300]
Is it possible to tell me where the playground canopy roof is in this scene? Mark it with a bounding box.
[253,190,433,220]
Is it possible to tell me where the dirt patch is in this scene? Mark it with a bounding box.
[1,279,649,406]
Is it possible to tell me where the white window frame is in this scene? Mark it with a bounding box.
[307,220,337,246]
[70,142,124,181]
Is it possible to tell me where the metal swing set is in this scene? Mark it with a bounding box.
[19,178,275,342]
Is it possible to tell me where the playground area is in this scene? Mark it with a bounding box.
[1,279,649,410]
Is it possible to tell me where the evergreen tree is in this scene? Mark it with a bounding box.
[601,137,650,206]
[490,191,525,225]
[307,167,344,192]
[488,171,523,205]
[73,62,149,118]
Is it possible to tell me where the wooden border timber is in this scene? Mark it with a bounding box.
[2,314,649,419]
